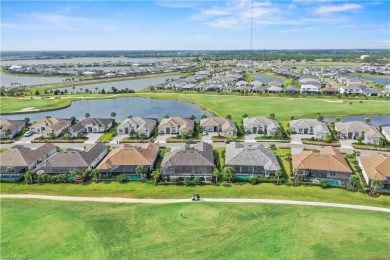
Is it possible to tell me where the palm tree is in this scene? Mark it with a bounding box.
[352,150,361,162]
[85,113,90,118]
[223,166,235,182]
[62,128,70,138]
[190,115,196,120]
[71,169,80,183]
[269,144,277,151]
[24,170,35,184]
[285,153,292,161]
[371,179,382,195]
[163,114,169,119]
[24,117,30,128]
[275,170,283,185]
[213,168,220,184]
[349,175,359,191]
[365,118,371,125]
[111,112,117,122]
[91,169,100,183]
[5,167,15,183]
[152,170,160,185]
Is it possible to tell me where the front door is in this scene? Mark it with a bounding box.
[166,127,171,134]
[87,127,92,133]
[304,129,308,134]
[125,127,129,134]
[252,127,257,134]
[348,132,353,139]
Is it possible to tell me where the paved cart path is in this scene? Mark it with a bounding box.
[1,194,389,213]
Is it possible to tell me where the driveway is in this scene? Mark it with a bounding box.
[14,133,42,144]
[155,134,176,144]
[110,135,125,144]
[244,134,259,143]
[340,139,355,149]
[85,133,103,144]
[290,134,312,145]
[201,132,219,143]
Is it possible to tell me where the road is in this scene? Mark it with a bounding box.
[1,194,389,213]
[1,141,387,156]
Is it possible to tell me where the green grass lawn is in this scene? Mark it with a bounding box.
[0,148,8,152]
[1,199,389,259]
[97,123,119,142]
[213,147,225,170]
[275,147,292,177]
[2,182,390,208]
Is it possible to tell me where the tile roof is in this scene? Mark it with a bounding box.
[118,117,156,133]
[292,146,352,173]
[335,121,382,139]
[161,142,213,167]
[290,119,330,135]
[0,119,25,133]
[359,153,390,181]
[0,143,56,167]
[31,117,70,132]
[200,117,237,131]
[97,143,159,170]
[158,117,194,132]
[243,117,280,131]
[225,142,281,171]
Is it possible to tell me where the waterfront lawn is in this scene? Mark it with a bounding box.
[2,182,390,208]
[2,199,390,259]
[129,93,389,123]
[213,147,225,170]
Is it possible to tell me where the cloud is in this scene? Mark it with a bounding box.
[314,3,362,14]
[189,0,279,29]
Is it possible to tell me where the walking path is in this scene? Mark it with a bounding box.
[1,194,389,213]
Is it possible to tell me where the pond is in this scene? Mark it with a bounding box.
[359,75,390,86]
[324,115,390,128]
[0,72,67,87]
[253,74,281,84]
[0,97,211,122]
[0,57,176,66]
[55,75,180,93]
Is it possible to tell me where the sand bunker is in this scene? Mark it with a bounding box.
[323,100,343,103]
[18,107,39,112]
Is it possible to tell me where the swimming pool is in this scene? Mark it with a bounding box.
[313,179,342,187]
[234,174,252,179]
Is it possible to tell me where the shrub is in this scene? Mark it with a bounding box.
[250,178,259,185]
[118,174,127,183]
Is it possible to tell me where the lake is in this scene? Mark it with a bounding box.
[253,74,281,83]
[359,75,390,86]
[1,57,176,66]
[0,72,67,86]
[325,115,390,128]
[56,75,180,93]
[0,97,211,122]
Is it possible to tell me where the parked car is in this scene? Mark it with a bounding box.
[24,131,33,137]
[202,131,208,136]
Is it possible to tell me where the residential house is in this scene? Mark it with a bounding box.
[320,87,339,95]
[117,117,156,138]
[292,146,352,184]
[235,80,248,87]
[0,119,25,139]
[243,117,280,136]
[30,117,71,138]
[68,118,114,138]
[285,86,299,94]
[158,117,194,135]
[335,121,382,145]
[339,85,363,95]
[300,84,320,94]
[0,144,57,175]
[358,153,390,190]
[290,119,330,139]
[160,142,214,182]
[381,126,390,141]
[35,144,108,174]
[267,86,283,93]
[97,143,159,179]
[362,87,381,96]
[268,80,283,87]
[225,142,281,178]
[200,117,237,136]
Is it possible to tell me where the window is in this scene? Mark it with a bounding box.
[329,173,336,177]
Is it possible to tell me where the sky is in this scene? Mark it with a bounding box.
[1,0,389,50]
